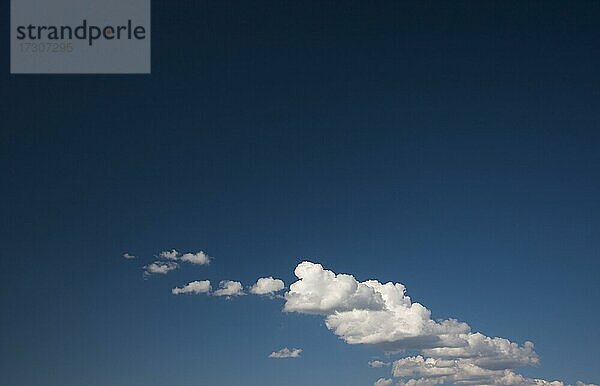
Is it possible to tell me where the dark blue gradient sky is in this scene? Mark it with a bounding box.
[1,1,599,385]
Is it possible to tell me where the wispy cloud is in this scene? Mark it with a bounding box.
[122,252,136,259]
[368,360,390,368]
[268,347,302,359]
[172,280,211,295]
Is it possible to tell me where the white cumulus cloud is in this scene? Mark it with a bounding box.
[180,251,211,265]
[250,277,285,295]
[268,347,302,358]
[284,262,470,348]
[373,378,393,386]
[159,249,179,260]
[172,280,212,295]
[284,262,385,315]
[122,253,136,259]
[143,261,178,275]
[282,261,571,386]
[158,249,211,265]
[392,355,564,386]
[213,280,245,297]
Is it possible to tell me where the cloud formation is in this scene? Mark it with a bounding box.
[180,251,211,265]
[213,280,245,297]
[159,249,179,260]
[172,280,212,295]
[373,378,393,386]
[143,261,178,275]
[369,360,390,368]
[392,355,565,386]
[283,261,567,386]
[268,347,302,358]
[158,249,211,265]
[250,277,285,296]
[122,253,136,259]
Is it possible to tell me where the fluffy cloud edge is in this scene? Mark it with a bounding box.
[268,347,302,359]
[158,249,212,265]
[172,280,212,295]
[159,249,179,260]
[213,280,245,298]
[143,261,178,276]
[250,277,285,296]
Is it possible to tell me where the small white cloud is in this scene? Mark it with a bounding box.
[172,280,212,295]
[159,249,179,260]
[373,378,392,386]
[577,383,598,386]
[122,253,136,259]
[250,277,285,295]
[180,251,211,265]
[158,249,211,265]
[143,261,178,275]
[369,360,390,368]
[213,280,245,297]
[268,347,302,358]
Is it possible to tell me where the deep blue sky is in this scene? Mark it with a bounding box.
[1,1,599,385]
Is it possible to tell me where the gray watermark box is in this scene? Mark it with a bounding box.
[11,0,150,74]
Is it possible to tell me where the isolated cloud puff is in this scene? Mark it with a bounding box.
[143,261,178,275]
[158,249,212,265]
[268,347,302,358]
[373,378,393,386]
[283,261,567,386]
[180,251,211,265]
[122,253,136,259]
[172,280,212,295]
[213,280,245,297]
[250,277,285,295]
